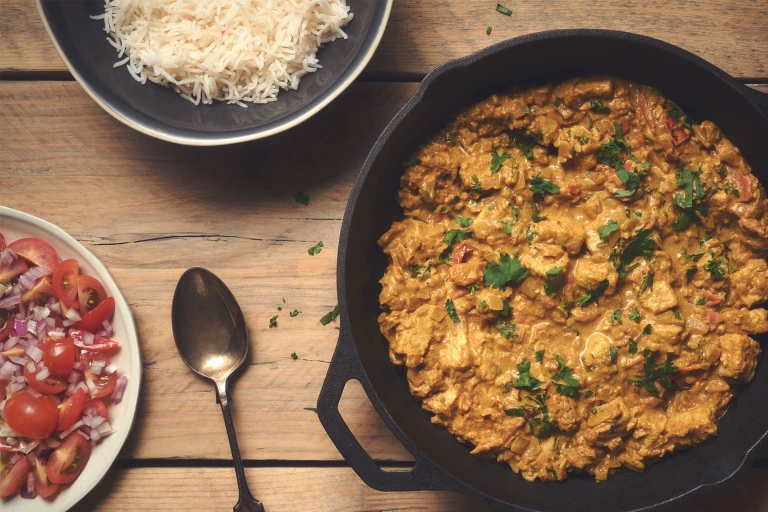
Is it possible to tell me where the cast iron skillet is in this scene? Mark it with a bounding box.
[317,30,768,512]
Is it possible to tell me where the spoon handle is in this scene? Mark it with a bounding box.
[217,380,265,512]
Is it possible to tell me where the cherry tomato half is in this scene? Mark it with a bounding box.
[0,258,28,284]
[41,337,75,378]
[0,309,11,342]
[70,329,120,352]
[52,259,80,308]
[4,391,59,440]
[76,275,107,315]
[83,399,108,420]
[0,454,31,498]
[33,455,60,499]
[8,238,59,273]
[46,433,91,484]
[76,296,115,334]
[82,352,117,399]
[24,362,68,395]
[57,388,87,431]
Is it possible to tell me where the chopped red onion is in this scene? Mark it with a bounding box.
[0,295,21,309]
[12,319,26,336]
[90,365,102,375]
[85,379,99,396]
[8,381,25,393]
[104,363,118,375]
[96,421,113,435]
[59,420,84,439]
[68,371,82,384]
[20,472,36,499]
[17,275,34,291]
[0,249,16,266]
[5,436,17,446]
[0,399,5,413]
[27,387,41,398]
[77,430,90,441]
[102,319,114,336]
[76,382,89,394]
[90,428,101,441]
[8,355,28,365]
[0,361,16,380]
[44,439,60,449]
[18,439,40,454]
[111,375,128,404]
[48,330,65,339]
[32,305,50,321]
[62,319,74,327]
[9,453,22,464]
[82,331,94,346]
[49,301,61,314]
[65,308,82,322]
[5,336,19,349]
[26,344,43,363]
[36,446,54,459]
[73,361,88,372]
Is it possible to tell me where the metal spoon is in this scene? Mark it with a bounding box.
[172,267,265,512]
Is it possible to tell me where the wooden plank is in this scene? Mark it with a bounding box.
[69,466,768,512]
[2,1,767,79]
[0,80,418,461]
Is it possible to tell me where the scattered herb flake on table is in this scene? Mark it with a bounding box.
[269,315,278,328]
[320,305,340,325]
[496,3,512,15]
[294,190,310,205]
[308,241,323,256]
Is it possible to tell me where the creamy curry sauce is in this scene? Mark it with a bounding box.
[377,77,768,481]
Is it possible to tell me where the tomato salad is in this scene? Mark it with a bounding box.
[0,235,127,501]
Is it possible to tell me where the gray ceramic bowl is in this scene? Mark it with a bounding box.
[36,0,392,146]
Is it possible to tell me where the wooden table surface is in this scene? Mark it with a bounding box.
[1,1,767,510]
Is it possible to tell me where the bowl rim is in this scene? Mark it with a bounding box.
[0,205,142,512]
[34,0,393,146]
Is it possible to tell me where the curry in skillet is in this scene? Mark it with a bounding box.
[377,77,768,481]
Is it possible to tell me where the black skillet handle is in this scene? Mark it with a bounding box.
[743,84,768,119]
[317,324,451,492]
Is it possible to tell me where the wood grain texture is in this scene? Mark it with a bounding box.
[68,466,768,512]
[1,0,767,78]
[0,80,418,461]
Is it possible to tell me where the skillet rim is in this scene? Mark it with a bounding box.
[330,28,768,512]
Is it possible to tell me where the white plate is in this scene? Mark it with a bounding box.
[0,206,142,511]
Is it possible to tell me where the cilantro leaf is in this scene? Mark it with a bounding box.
[320,305,339,326]
[589,99,611,114]
[611,310,623,326]
[496,3,512,15]
[269,315,278,328]
[628,339,638,355]
[483,253,530,289]
[495,320,517,339]
[620,229,654,268]
[544,266,563,295]
[513,359,540,390]
[535,349,545,362]
[628,351,678,397]
[667,100,693,130]
[444,229,472,246]
[563,279,609,310]
[529,177,560,195]
[290,352,298,360]
[308,241,324,256]
[703,253,727,281]
[510,129,540,159]
[294,190,310,205]
[505,407,526,417]
[552,354,580,397]
[403,157,422,167]
[490,150,511,173]
[290,310,300,317]
[598,219,620,240]
[454,216,473,228]
[446,299,460,323]
[609,345,619,364]
[629,309,640,323]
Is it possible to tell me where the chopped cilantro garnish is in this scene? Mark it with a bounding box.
[674,309,682,320]
[552,354,580,397]
[496,3,512,15]
[535,349,545,362]
[628,350,678,397]
[589,99,611,114]
[500,298,512,317]
[486,25,492,35]
[304,407,317,412]
[410,263,430,279]
[564,279,609,310]
[483,253,530,289]
[294,190,310,205]
[598,219,620,240]
[495,321,517,339]
[290,352,298,360]
[628,339,638,355]
[620,229,655,269]
[505,407,526,417]
[672,168,707,231]
[526,225,538,244]
[544,266,563,295]
[454,216,473,228]
[501,220,513,234]
[531,210,546,223]
[290,310,300,317]
[510,129,539,159]
[609,345,619,364]
[308,241,324,256]
[490,149,511,173]
[629,309,640,323]
[446,299,460,323]
[667,100,693,130]
[611,310,623,326]
[444,229,472,246]
[320,305,340,325]
[703,253,727,281]
[529,177,560,195]
[638,271,654,296]
[402,157,422,167]
[269,315,278,328]
[513,359,540,390]
[642,323,652,335]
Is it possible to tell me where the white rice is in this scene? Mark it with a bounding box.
[92,0,353,107]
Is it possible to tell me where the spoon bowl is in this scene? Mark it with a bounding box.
[172,267,265,512]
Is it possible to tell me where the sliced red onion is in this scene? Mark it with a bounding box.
[111,375,128,404]
[102,319,114,337]
[0,295,21,309]
[104,363,118,375]
[26,344,43,363]
[32,305,50,321]
[96,421,113,435]
[68,370,82,384]
[77,430,90,441]
[8,381,25,393]
[59,420,84,439]
[65,308,82,322]
[5,336,19,349]
[17,274,34,291]
[12,320,27,337]
[76,382,89,394]
[90,365,102,376]
[18,439,40,454]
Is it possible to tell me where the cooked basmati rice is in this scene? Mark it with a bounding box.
[92,0,353,107]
